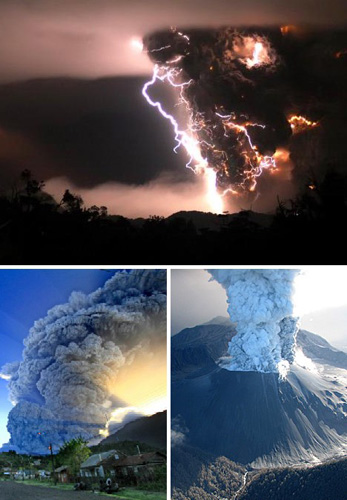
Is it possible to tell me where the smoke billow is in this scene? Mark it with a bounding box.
[144,27,347,208]
[209,270,299,375]
[1,270,166,454]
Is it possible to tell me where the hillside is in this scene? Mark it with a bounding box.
[239,459,347,500]
[99,411,166,450]
[172,443,246,500]
[171,318,347,496]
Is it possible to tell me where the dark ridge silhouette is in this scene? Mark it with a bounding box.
[1,170,347,263]
[99,411,166,450]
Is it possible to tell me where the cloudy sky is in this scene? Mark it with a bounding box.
[171,267,347,351]
[0,0,346,217]
[0,269,167,452]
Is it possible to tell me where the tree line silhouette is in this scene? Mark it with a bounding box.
[0,170,346,263]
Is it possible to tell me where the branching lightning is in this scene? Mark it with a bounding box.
[139,28,321,209]
[142,34,224,213]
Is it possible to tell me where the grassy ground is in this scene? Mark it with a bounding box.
[11,480,166,499]
[112,489,166,499]
[13,479,72,490]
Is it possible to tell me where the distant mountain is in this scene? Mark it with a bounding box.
[297,329,347,369]
[201,315,232,326]
[172,320,347,468]
[99,411,166,450]
[172,319,234,379]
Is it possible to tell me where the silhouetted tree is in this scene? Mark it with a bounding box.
[61,189,84,212]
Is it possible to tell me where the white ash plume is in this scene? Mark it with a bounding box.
[209,269,299,375]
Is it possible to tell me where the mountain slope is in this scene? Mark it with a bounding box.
[239,458,347,500]
[297,329,347,369]
[172,443,246,500]
[172,320,347,467]
[172,320,234,379]
[100,411,166,450]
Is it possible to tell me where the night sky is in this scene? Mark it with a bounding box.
[0,269,116,446]
[0,0,346,217]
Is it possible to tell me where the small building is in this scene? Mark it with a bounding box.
[80,450,126,479]
[103,451,166,486]
[1,467,13,479]
[55,465,71,483]
[37,469,51,480]
[14,470,35,480]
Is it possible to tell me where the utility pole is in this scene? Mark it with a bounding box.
[49,444,56,484]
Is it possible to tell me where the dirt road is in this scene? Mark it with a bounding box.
[0,481,99,500]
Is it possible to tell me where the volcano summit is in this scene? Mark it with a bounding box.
[171,317,347,499]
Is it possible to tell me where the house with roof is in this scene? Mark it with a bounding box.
[55,465,71,483]
[80,450,126,479]
[102,451,166,486]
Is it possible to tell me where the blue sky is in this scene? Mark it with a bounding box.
[0,269,116,447]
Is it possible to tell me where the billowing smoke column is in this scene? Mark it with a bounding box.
[143,26,347,205]
[209,270,299,375]
[1,270,166,454]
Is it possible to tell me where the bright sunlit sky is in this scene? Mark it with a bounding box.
[172,268,347,352]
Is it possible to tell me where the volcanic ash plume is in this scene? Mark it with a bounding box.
[1,270,166,454]
[143,27,347,213]
[143,27,289,195]
[209,270,299,375]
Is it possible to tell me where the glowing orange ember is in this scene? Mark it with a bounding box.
[288,115,319,133]
[281,25,297,35]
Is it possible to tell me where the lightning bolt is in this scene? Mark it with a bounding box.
[142,61,224,213]
[216,112,277,192]
[140,30,319,209]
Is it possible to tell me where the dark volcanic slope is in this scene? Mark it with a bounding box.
[172,318,234,379]
[100,411,166,450]
[239,458,347,500]
[172,321,347,467]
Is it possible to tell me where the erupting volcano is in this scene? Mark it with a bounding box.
[172,270,347,482]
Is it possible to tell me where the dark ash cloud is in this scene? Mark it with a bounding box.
[0,77,189,189]
[0,1,346,215]
[0,0,345,84]
[143,26,347,208]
